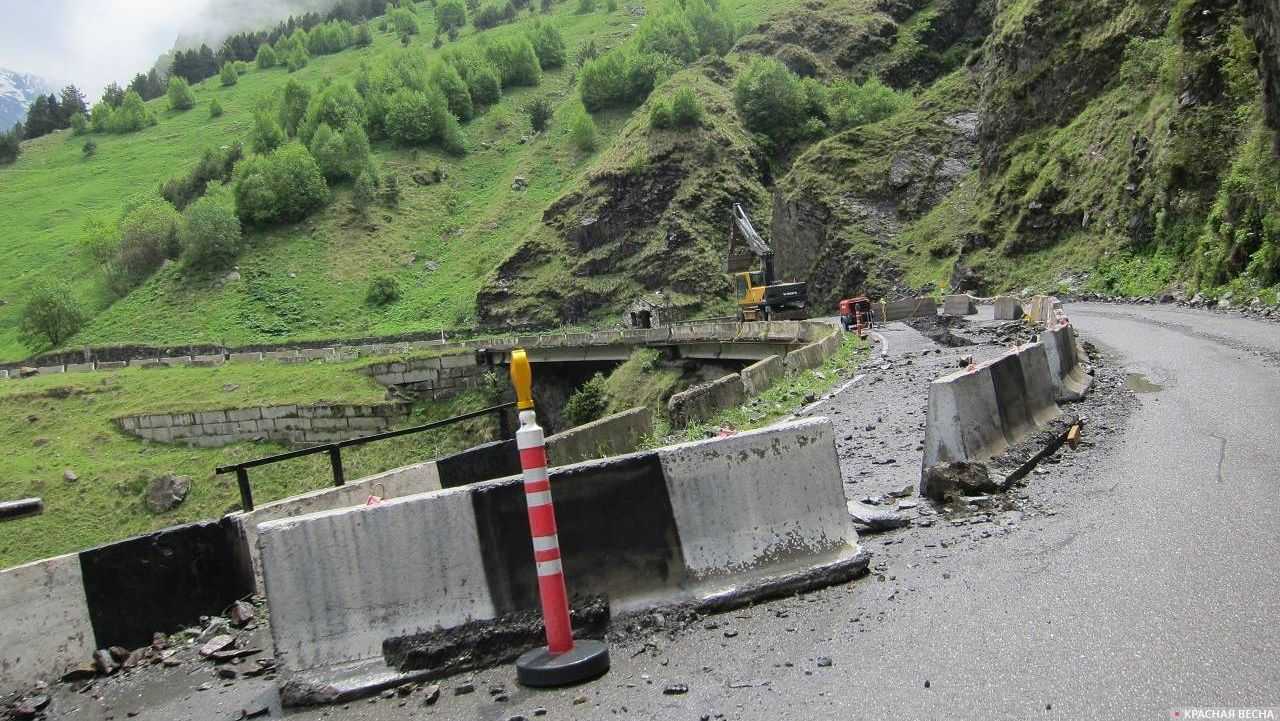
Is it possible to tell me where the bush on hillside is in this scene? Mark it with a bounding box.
[300,82,366,144]
[474,2,517,30]
[307,20,355,55]
[734,56,810,144]
[220,63,238,87]
[256,43,278,69]
[252,112,286,154]
[354,23,374,47]
[82,139,97,158]
[366,275,402,306]
[438,0,468,31]
[0,129,20,165]
[232,142,329,225]
[167,76,196,111]
[445,49,503,106]
[527,23,566,69]
[579,47,673,111]
[95,90,156,134]
[636,6,699,63]
[485,36,543,87]
[389,7,420,35]
[353,168,379,212]
[117,198,181,288]
[670,85,702,126]
[19,281,86,351]
[279,79,311,137]
[649,99,673,129]
[381,173,401,207]
[179,195,242,272]
[527,96,553,132]
[576,0,595,14]
[286,46,310,72]
[70,112,88,135]
[160,142,243,210]
[209,99,224,118]
[430,60,475,120]
[685,0,736,57]
[824,77,909,131]
[385,86,465,154]
[310,122,371,181]
[567,104,597,151]
[564,373,608,425]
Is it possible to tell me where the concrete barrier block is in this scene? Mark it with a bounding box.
[259,488,494,673]
[440,353,477,369]
[226,407,262,422]
[1040,324,1092,401]
[192,354,225,366]
[195,410,227,425]
[65,362,95,373]
[37,365,65,375]
[1017,342,1060,427]
[0,553,97,690]
[993,296,1024,321]
[987,351,1035,446]
[228,352,264,363]
[740,355,784,396]
[546,407,653,466]
[97,361,128,370]
[922,364,1007,468]
[784,341,825,373]
[657,418,858,580]
[667,374,746,428]
[261,405,298,420]
[943,294,977,316]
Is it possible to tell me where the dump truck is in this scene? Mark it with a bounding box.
[725,204,808,321]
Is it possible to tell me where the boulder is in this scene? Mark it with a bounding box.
[920,461,1001,501]
[145,474,191,513]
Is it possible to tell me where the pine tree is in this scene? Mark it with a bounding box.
[59,85,87,123]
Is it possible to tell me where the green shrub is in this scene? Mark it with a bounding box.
[486,36,543,87]
[649,100,673,129]
[117,198,181,287]
[366,275,402,306]
[279,79,311,137]
[70,112,88,135]
[209,99,224,118]
[19,281,86,350]
[82,139,97,158]
[685,0,735,57]
[568,104,597,151]
[389,7,420,35]
[564,373,608,425]
[286,46,310,72]
[381,173,402,207]
[606,0,617,10]
[256,43,278,69]
[636,7,699,63]
[527,23,566,68]
[576,0,595,14]
[430,60,475,120]
[161,143,244,210]
[825,76,908,131]
[300,82,366,144]
[438,0,468,31]
[232,142,329,225]
[527,96,553,132]
[669,86,701,126]
[179,195,242,272]
[105,91,156,133]
[579,47,672,111]
[474,2,516,29]
[353,169,379,212]
[354,23,374,47]
[220,63,238,87]
[167,76,195,111]
[734,56,808,144]
[252,112,286,154]
[309,123,371,181]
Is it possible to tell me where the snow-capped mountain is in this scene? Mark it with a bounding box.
[0,69,53,132]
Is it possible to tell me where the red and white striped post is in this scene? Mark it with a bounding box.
[510,350,609,687]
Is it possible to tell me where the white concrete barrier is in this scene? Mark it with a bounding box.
[0,554,97,690]
[1040,323,1092,401]
[943,294,977,316]
[993,296,1024,320]
[922,363,1008,468]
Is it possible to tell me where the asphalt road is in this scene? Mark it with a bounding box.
[42,303,1280,720]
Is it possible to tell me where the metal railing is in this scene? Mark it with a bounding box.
[216,401,516,512]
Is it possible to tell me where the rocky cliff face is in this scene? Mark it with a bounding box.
[1245,0,1280,151]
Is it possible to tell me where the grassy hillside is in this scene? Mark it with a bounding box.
[0,359,500,567]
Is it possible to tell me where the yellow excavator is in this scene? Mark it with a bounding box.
[726,203,808,321]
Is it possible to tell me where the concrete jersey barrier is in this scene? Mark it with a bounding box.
[1040,323,1092,401]
[256,418,863,687]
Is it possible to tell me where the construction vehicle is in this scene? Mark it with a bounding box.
[838,296,874,338]
[725,203,808,321]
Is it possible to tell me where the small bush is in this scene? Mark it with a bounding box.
[389,7,420,35]
[353,169,378,212]
[670,86,702,127]
[309,123,371,181]
[100,90,155,134]
[381,173,401,207]
[567,105,597,151]
[354,23,374,47]
[0,129,19,165]
[649,100,673,129]
[825,76,908,131]
[527,96,553,132]
[179,195,242,272]
[576,0,595,14]
[117,199,181,287]
[232,142,329,225]
[209,99,224,118]
[300,82,366,145]
[438,0,468,31]
[579,47,672,111]
[564,373,608,425]
[366,275,402,306]
[161,143,243,210]
[733,56,808,144]
[167,76,195,111]
[82,139,97,158]
[279,79,311,137]
[486,36,543,87]
[19,281,86,350]
[220,63,238,87]
[474,2,516,29]
[252,112,285,154]
[606,0,617,10]
[527,23,566,69]
[70,112,88,135]
[256,43,278,69]
[286,46,309,72]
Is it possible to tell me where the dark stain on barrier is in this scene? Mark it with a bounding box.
[470,452,689,616]
[436,439,521,489]
[989,353,1035,443]
[79,519,254,649]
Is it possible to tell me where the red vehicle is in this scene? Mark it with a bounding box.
[838,296,874,338]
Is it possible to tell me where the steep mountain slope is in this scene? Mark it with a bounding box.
[0,68,51,130]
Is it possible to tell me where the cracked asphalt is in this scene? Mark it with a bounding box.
[28,302,1280,720]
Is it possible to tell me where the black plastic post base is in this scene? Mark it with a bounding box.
[516,639,610,688]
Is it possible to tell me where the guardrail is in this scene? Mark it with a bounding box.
[215,402,516,511]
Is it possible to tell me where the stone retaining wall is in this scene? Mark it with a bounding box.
[360,353,487,399]
[116,403,412,448]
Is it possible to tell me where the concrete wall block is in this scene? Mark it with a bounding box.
[119,416,140,431]
[228,352,264,363]
[202,422,233,436]
[192,354,226,366]
[169,413,195,427]
[97,361,128,370]
[147,427,174,443]
[439,352,477,369]
[37,365,66,375]
[193,435,233,448]
[276,418,312,431]
[784,342,825,373]
[234,420,260,434]
[546,407,653,466]
[260,405,298,420]
[258,487,494,673]
[943,294,978,316]
[299,405,336,419]
[740,355,784,396]
[658,418,858,580]
[0,553,98,691]
[993,296,1024,321]
[1016,342,1061,427]
[401,369,438,385]
[169,426,196,440]
[65,362,95,373]
[226,407,262,422]
[921,363,1008,468]
[373,373,405,386]
[195,410,227,425]
[667,374,747,429]
[346,417,388,431]
[163,356,194,366]
[310,418,349,430]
